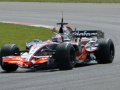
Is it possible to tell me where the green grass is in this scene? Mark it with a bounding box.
[0,0,120,3]
[0,23,53,50]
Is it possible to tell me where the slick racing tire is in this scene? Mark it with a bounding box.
[55,43,76,70]
[0,44,20,72]
[95,39,115,64]
[0,50,1,65]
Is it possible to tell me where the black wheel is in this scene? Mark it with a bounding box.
[95,39,115,64]
[55,43,76,70]
[0,50,1,65]
[0,44,20,72]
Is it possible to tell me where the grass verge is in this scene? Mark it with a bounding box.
[0,0,120,3]
[0,23,53,50]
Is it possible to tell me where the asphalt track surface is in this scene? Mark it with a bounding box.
[0,2,120,90]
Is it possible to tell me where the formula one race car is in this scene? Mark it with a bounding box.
[0,18,115,72]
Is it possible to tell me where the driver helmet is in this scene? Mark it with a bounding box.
[52,34,62,43]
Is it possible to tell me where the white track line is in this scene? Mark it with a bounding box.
[0,21,54,29]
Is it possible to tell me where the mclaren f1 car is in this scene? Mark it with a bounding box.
[0,18,115,72]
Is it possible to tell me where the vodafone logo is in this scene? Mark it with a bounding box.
[72,31,97,37]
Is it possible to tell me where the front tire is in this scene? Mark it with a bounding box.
[55,43,76,70]
[0,44,20,72]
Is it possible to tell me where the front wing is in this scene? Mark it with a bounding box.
[2,56,49,68]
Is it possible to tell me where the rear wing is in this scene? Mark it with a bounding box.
[72,30,104,38]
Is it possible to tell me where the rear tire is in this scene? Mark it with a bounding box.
[55,43,76,70]
[95,39,115,64]
[0,44,20,72]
